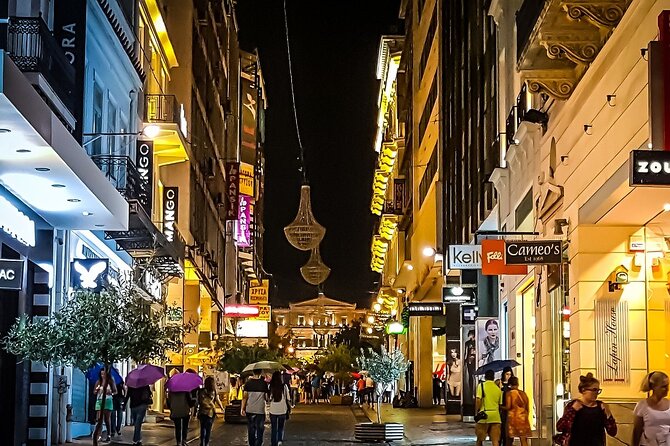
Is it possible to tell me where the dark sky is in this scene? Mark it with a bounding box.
[235,1,402,306]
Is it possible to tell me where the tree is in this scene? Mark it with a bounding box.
[357,346,409,424]
[332,319,362,348]
[2,284,186,445]
[318,344,355,394]
[217,340,282,374]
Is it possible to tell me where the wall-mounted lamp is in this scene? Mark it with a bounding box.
[583,124,593,135]
[608,265,628,292]
[554,218,570,235]
[641,48,649,61]
[606,94,616,107]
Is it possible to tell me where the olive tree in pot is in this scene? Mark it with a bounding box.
[355,346,408,442]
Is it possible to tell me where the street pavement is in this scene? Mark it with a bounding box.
[72,402,478,445]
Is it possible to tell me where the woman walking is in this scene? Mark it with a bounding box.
[269,371,291,446]
[167,389,194,446]
[197,377,225,446]
[500,367,514,446]
[93,368,117,442]
[555,373,617,445]
[504,377,531,446]
[125,385,152,446]
[632,371,670,446]
[111,380,126,438]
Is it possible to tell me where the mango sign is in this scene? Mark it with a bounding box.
[249,279,269,305]
[250,305,271,321]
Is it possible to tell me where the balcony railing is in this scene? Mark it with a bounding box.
[91,155,145,207]
[145,94,180,124]
[3,17,76,115]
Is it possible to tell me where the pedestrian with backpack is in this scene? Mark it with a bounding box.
[197,377,225,446]
[125,385,153,446]
[555,373,617,446]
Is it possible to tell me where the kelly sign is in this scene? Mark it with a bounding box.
[505,240,562,265]
[630,150,670,186]
[481,240,528,275]
[0,259,24,290]
[448,245,481,270]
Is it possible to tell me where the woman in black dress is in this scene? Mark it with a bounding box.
[555,373,617,446]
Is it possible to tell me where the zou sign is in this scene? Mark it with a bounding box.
[630,150,670,186]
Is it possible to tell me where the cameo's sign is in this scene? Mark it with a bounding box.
[448,245,481,270]
[505,240,562,265]
[630,150,670,186]
[0,259,24,290]
[595,299,630,383]
[162,187,178,242]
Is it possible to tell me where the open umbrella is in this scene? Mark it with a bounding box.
[166,371,203,392]
[241,361,284,377]
[350,372,362,379]
[126,364,165,388]
[474,359,521,375]
[85,363,123,385]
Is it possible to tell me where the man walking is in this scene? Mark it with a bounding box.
[241,369,269,446]
[475,369,503,446]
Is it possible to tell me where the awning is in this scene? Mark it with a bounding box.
[0,51,128,230]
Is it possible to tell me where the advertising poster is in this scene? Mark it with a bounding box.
[462,325,477,417]
[476,317,501,368]
[445,340,462,403]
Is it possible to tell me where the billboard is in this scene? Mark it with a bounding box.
[475,317,501,369]
[236,320,268,338]
[237,194,252,248]
[249,279,269,305]
[240,162,255,197]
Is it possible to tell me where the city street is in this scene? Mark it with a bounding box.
[73,404,476,445]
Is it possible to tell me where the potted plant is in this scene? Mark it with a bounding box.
[355,346,408,442]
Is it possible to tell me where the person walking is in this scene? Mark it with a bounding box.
[632,371,670,446]
[93,368,117,443]
[432,373,442,405]
[311,374,321,403]
[290,374,300,406]
[167,389,195,446]
[504,377,531,446]
[475,369,503,446]
[303,376,312,404]
[365,374,375,408]
[269,371,291,446]
[500,367,514,446]
[356,377,365,404]
[110,380,126,438]
[241,368,269,446]
[197,377,225,446]
[125,385,152,446]
[555,373,617,446]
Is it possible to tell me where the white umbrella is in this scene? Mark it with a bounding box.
[241,361,284,376]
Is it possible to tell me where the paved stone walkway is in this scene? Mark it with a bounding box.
[73,402,479,445]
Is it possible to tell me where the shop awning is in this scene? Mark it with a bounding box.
[0,52,129,230]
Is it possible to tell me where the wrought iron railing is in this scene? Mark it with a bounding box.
[4,17,76,114]
[91,155,145,206]
[145,94,180,124]
[516,0,547,62]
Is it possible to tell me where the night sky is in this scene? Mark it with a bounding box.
[235,1,402,306]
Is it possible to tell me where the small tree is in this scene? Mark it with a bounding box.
[357,346,409,424]
[318,344,355,395]
[3,284,186,445]
[217,340,282,374]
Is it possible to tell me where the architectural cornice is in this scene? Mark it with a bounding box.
[562,1,629,29]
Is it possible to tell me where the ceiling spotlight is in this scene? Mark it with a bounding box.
[82,211,93,216]
[583,124,593,135]
[397,288,405,294]
[366,327,373,334]
[367,315,375,324]
[664,203,670,212]
[391,308,397,316]
[377,297,384,304]
[95,224,105,228]
[67,198,81,203]
[35,167,50,172]
[0,128,11,133]
[373,303,382,312]
[16,149,31,153]
[52,183,66,188]
[422,246,436,257]
[142,124,161,139]
[406,263,414,271]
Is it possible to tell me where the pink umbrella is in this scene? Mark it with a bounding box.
[126,364,165,388]
[166,371,203,392]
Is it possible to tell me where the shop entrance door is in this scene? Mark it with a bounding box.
[518,284,536,430]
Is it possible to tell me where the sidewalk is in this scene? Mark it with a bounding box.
[359,403,476,445]
[71,417,222,446]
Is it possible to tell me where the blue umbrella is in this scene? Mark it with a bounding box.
[474,359,521,375]
[85,363,123,385]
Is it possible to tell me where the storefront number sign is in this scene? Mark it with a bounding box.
[0,259,24,290]
[630,150,670,186]
[505,240,562,265]
[595,299,630,383]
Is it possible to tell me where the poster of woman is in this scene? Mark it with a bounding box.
[445,342,461,400]
[476,318,501,368]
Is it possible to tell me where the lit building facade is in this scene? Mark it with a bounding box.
[489,0,669,442]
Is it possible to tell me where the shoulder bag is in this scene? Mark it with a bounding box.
[474,382,488,422]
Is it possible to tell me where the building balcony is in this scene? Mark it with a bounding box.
[91,154,184,279]
[143,94,189,162]
[515,0,631,100]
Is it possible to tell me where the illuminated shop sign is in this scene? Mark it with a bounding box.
[240,163,255,197]
[0,259,24,290]
[406,302,445,316]
[71,258,109,292]
[448,245,481,270]
[236,320,268,338]
[249,305,271,321]
[136,140,154,212]
[461,304,478,325]
[162,187,178,242]
[224,304,260,318]
[0,196,36,247]
[442,285,476,302]
[504,240,562,265]
[249,279,269,305]
[481,240,528,275]
[630,150,670,186]
[225,162,240,220]
[237,194,252,248]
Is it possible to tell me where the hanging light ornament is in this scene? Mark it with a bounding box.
[282,0,326,251]
[300,246,331,285]
[284,185,326,250]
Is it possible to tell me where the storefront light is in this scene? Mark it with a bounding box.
[373,303,381,312]
[367,315,375,324]
[366,327,373,334]
[391,308,397,316]
[422,246,436,257]
[664,203,670,212]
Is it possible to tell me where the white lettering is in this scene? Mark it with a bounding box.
[0,269,15,281]
[486,251,503,262]
[651,161,662,173]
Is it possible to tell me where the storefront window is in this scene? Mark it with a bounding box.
[549,261,570,428]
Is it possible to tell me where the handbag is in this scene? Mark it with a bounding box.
[474,382,488,422]
[284,386,292,420]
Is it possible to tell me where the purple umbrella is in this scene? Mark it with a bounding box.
[166,372,203,392]
[126,364,166,388]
